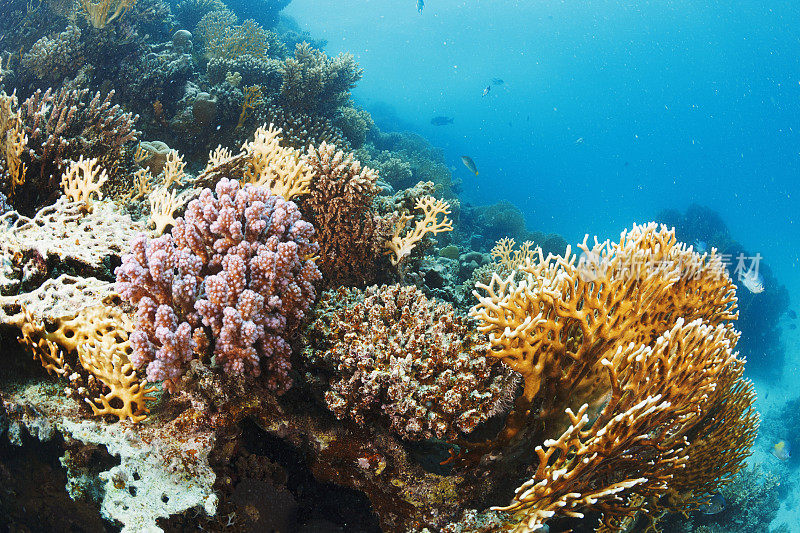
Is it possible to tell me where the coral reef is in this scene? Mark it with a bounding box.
[279,42,363,117]
[304,284,516,441]
[0,6,774,532]
[115,178,321,392]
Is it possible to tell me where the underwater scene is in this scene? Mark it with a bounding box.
[0,0,798,531]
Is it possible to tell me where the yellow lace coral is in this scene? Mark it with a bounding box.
[470,223,756,532]
[18,307,68,377]
[61,156,108,203]
[241,124,312,199]
[491,237,537,270]
[19,302,156,422]
[386,196,453,265]
[79,0,136,28]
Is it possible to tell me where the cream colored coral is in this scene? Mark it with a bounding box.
[240,124,312,199]
[386,196,453,265]
[0,91,27,197]
[205,145,234,172]
[149,186,182,235]
[491,238,537,270]
[61,156,108,203]
[161,150,186,188]
[130,168,152,200]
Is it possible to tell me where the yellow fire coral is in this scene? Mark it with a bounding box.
[19,302,156,423]
[386,196,453,265]
[491,237,537,270]
[470,223,757,531]
[0,90,27,198]
[79,0,136,28]
[240,124,312,199]
[61,156,108,203]
[149,186,182,235]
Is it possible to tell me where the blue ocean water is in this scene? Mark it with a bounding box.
[287,0,800,296]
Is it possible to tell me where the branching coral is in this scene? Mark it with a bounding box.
[60,156,108,203]
[260,102,350,151]
[79,0,136,28]
[241,124,312,199]
[305,284,516,441]
[279,42,363,117]
[116,178,321,392]
[303,141,386,287]
[469,223,757,531]
[196,10,281,61]
[0,91,27,200]
[386,195,453,265]
[490,237,536,270]
[16,87,139,211]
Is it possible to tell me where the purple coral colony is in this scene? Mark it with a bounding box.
[0,1,766,533]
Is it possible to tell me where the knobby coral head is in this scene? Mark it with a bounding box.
[115,177,321,393]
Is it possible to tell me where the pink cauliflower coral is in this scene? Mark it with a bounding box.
[116,178,321,392]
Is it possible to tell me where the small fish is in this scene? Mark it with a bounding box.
[491,78,504,85]
[693,240,708,254]
[461,156,478,176]
[574,137,584,145]
[417,0,424,13]
[698,492,726,515]
[741,269,764,294]
[788,309,797,319]
[772,440,791,461]
[430,116,454,126]
[482,85,491,97]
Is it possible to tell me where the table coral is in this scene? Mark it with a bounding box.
[116,178,321,393]
[304,284,517,441]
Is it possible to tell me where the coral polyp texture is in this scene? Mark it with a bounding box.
[115,178,321,392]
[304,141,387,287]
[470,223,758,532]
[305,284,516,441]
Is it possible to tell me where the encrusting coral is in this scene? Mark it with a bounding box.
[304,284,517,441]
[469,223,758,531]
[116,178,321,393]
